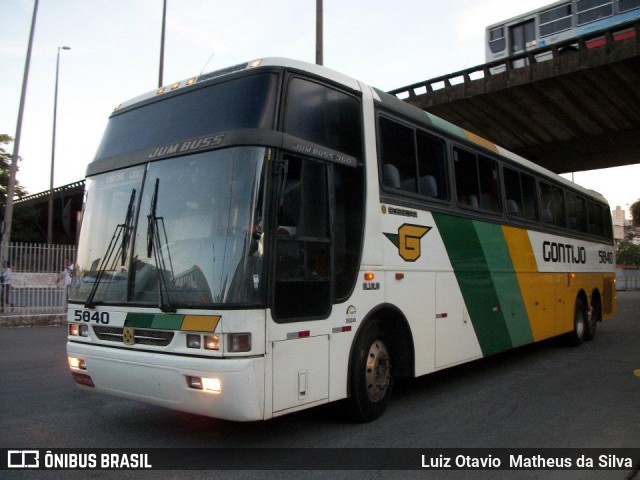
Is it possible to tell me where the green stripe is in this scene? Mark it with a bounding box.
[151,314,184,330]
[124,313,154,328]
[473,222,533,347]
[125,313,185,330]
[426,113,466,138]
[433,213,513,356]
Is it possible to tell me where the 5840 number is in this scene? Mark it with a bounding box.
[74,310,110,324]
[598,250,614,264]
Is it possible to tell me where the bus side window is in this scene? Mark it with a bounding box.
[587,201,605,238]
[567,192,587,233]
[504,166,538,221]
[378,117,417,193]
[454,147,500,213]
[478,155,500,212]
[284,77,362,159]
[333,163,365,302]
[454,147,479,207]
[417,131,448,200]
[489,26,506,53]
[540,181,565,228]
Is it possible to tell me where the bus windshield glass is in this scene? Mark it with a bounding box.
[70,146,267,308]
[94,73,278,160]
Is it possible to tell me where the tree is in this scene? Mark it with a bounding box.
[630,199,640,228]
[0,134,28,213]
[616,241,640,266]
[1,135,39,242]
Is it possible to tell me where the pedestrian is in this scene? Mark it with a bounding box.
[58,258,74,297]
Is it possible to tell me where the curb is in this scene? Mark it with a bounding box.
[0,314,66,328]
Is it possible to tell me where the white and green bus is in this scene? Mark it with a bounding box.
[67,58,616,422]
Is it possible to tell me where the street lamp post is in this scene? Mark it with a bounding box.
[159,0,167,88]
[47,45,70,245]
[2,0,39,262]
[316,0,323,65]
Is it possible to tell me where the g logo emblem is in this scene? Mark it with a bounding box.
[384,224,431,262]
[122,327,135,345]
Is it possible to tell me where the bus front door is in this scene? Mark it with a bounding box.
[270,154,333,414]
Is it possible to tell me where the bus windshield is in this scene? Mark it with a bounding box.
[71,146,267,308]
[94,73,277,160]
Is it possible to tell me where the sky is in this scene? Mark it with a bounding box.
[1,0,638,217]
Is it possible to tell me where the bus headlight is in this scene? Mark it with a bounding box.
[204,335,219,351]
[227,333,251,352]
[186,334,201,349]
[69,323,89,337]
[186,334,219,350]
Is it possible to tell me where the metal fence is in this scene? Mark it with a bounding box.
[616,268,640,291]
[1,243,76,317]
[3,285,69,315]
[1,242,76,273]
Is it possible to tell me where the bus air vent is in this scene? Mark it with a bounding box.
[93,326,174,347]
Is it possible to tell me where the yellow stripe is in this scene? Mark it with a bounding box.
[181,315,221,332]
[501,226,558,341]
[502,226,617,340]
[463,129,498,152]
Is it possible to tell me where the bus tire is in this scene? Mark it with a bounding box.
[585,294,600,341]
[348,320,393,422]
[584,304,597,341]
[567,297,587,346]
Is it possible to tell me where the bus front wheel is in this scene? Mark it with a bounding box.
[349,320,393,422]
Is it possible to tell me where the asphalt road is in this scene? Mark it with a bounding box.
[1,291,639,480]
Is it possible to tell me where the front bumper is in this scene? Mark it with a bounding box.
[67,341,265,421]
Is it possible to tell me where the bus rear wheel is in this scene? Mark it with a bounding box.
[567,298,587,346]
[349,321,393,422]
[584,297,600,341]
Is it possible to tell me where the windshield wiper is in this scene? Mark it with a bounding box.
[84,188,136,309]
[146,178,176,313]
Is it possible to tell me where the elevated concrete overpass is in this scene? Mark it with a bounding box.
[388,20,640,174]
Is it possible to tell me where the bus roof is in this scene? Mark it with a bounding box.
[113,57,362,113]
[109,56,608,205]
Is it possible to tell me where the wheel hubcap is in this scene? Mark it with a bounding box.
[575,306,585,338]
[365,340,391,402]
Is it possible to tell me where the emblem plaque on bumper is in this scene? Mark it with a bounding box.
[122,327,135,345]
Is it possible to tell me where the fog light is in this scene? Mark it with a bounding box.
[186,376,221,393]
[68,356,86,370]
[228,333,251,352]
[186,334,201,349]
[186,376,203,389]
[202,377,221,394]
[204,335,219,350]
